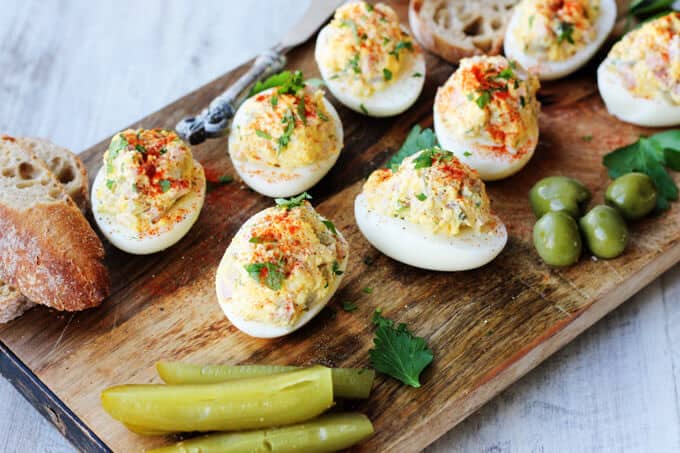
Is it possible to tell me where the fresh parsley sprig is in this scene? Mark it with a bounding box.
[249,70,322,98]
[387,125,439,171]
[275,192,312,209]
[603,130,680,211]
[244,262,285,291]
[369,309,434,388]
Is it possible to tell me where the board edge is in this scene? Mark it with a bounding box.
[0,341,111,453]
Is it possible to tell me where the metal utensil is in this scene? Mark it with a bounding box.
[176,0,344,145]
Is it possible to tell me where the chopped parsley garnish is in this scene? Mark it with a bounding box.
[389,40,414,61]
[497,67,514,80]
[318,111,329,122]
[603,130,680,211]
[383,36,391,45]
[556,21,575,44]
[255,129,272,140]
[340,18,361,43]
[322,219,337,235]
[362,286,373,294]
[218,175,233,184]
[388,125,439,171]
[278,110,296,152]
[342,301,358,312]
[413,148,452,169]
[135,144,146,154]
[463,151,472,157]
[365,3,374,12]
[348,53,361,74]
[528,14,535,27]
[369,309,434,388]
[270,95,279,107]
[332,261,344,275]
[160,147,168,155]
[297,96,307,126]
[275,192,312,209]
[249,70,306,98]
[475,90,492,109]
[159,179,171,193]
[412,72,423,78]
[359,103,369,115]
[582,134,593,142]
[520,96,526,108]
[416,193,427,201]
[106,179,115,190]
[244,262,285,291]
[383,68,393,81]
[249,236,263,243]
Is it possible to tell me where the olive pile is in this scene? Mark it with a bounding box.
[529,173,657,266]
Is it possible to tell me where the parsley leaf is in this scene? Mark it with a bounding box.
[389,40,414,61]
[159,179,171,193]
[297,96,307,126]
[387,125,439,171]
[412,72,423,78]
[556,22,575,44]
[322,219,337,235]
[218,175,233,184]
[342,301,358,312]
[369,309,434,388]
[244,262,285,291]
[359,103,369,115]
[348,53,361,74]
[416,192,427,201]
[332,261,344,275]
[255,129,272,140]
[497,67,514,80]
[249,70,306,98]
[475,90,492,109]
[413,148,452,169]
[603,130,680,211]
[106,179,115,190]
[362,286,373,294]
[278,110,296,152]
[383,68,393,81]
[275,192,312,209]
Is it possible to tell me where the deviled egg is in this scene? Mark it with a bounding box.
[92,129,206,255]
[598,12,680,127]
[355,148,507,271]
[216,195,349,338]
[315,1,426,117]
[228,81,343,198]
[434,56,541,181]
[504,0,617,80]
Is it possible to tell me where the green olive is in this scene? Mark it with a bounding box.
[605,172,657,220]
[533,212,582,266]
[579,205,628,259]
[529,176,591,219]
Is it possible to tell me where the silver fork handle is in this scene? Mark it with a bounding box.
[176,49,287,145]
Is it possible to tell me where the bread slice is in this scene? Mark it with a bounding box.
[409,0,519,64]
[0,280,35,323]
[15,137,89,212]
[0,135,109,311]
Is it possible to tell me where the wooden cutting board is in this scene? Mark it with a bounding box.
[1,1,679,451]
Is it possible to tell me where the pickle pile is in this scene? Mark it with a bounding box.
[101,363,375,452]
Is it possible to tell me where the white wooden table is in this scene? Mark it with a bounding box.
[1,1,679,451]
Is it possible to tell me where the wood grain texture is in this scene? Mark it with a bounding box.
[1,1,680,452]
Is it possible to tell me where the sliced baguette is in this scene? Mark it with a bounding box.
[15,137,89,211]
[0,135,109,311]
[0,280,35,323]
[409,0,519,64]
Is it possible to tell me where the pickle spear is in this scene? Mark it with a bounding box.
[156,361,375,399]
[101,366,333,432]
[147,413,374,453]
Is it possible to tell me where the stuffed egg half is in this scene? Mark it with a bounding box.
[315,1,426,117]
[434,56,541,181]
[228,83,343,198]
[598,12,680,127]
[504,0,617,80]
[92,129,206,255]
[355,148,507,271]
[216,199,349,338]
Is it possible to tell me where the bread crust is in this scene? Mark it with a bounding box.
[0,281,35,323]
[409,0,514,64]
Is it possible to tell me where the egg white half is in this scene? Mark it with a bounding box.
[354,193,507,271]
[91,161,206,255]
[597,63,680,127]
[433,108,538,181]
[315,25,426,117]
[504,0,617,80]
[229,95,343,198]
[215,211,349,339]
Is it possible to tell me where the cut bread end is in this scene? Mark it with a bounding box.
[409,0,519,64]
[0,280,35,323]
